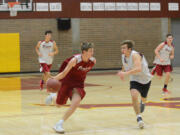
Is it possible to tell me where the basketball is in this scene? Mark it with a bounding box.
[46,78,61,93]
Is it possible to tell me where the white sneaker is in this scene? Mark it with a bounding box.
[138,120,144,129]
[137,117,144,129]
[53,123,65,134]
[45,95,53,105]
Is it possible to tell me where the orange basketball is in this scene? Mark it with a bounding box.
[46,78,61,93]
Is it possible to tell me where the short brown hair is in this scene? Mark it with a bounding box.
[166,33,173,38]
[81,42,94,52]
[120,40,134,50]
[45,30,52,35]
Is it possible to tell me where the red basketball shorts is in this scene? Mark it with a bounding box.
[56,83,86,105]
[151,64,172,76]
[40,63,52,73]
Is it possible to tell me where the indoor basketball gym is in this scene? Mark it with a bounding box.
[0,0,180,135]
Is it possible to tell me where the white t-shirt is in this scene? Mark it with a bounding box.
[38,40,54,64]
[153,42,173,65]
[122,50,152,84]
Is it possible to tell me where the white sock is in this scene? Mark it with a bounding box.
[50,93,57,98]
[141,101,145,104]
[58,119,64,125]
[137,114,141,118]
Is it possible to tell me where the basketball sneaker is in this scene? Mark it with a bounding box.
[140,101,145,113]
[137,116,144,129]
[45,95,53,105]
[53,122,65,134]
[40,80,44,90]
[162,88,171,95]
[45,93,56,105]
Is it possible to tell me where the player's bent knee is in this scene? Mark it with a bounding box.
[130,92,139,100]
[132,95,138,101]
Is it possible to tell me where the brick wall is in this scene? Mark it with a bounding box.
[80,18,162,69]
[0,18,164,72]
[0,19,72,72]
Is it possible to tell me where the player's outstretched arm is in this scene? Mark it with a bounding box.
[54,58,77,80]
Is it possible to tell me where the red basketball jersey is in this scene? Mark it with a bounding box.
[59,54,95,87]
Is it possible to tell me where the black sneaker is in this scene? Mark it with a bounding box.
[137,117,144,129]
[140,101,145,113]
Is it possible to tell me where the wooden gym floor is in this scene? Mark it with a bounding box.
[0,68,180,135]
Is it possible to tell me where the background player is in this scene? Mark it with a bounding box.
[45,42,96,133]
[117,40,152,129]
[152,34,174,94]
[35,30,58,90]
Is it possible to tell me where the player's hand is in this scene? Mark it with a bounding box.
[46,77,52,84]
[170,55,174,59]
[117,71,126,80]
[52,76,59,81]
[38,53,42,57]
[160,58,164,63]
[48,52,54,56]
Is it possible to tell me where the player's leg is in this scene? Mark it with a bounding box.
[45,63,65,104]
[40,63,51,90]
[40,73,45,90]
[141,97,146,103]
[130,89,140,115]
[130,81,144,129]
[140,97,146,113]
[151,64,156,75]
[163,65,172,94]
[45,82,65,105]
[45,92,57,105]
[140,81,151,113]
[163,72,171,93]
[62,89,81,121]
[155,65,163,80]
[44,71,50,82]
[42,64,51,82]
[54,88,83,133]
[39,64,44,90]
[130,89,144,129]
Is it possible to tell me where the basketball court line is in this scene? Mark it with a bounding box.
[1,99,180,118]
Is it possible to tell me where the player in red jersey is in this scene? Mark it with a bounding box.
[35,30,58,90]
[45,42,96,133]
[152,34,174,94]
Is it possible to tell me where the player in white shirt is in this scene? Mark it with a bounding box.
[35,30,58,90]
[117,40,152,129]
[152,34,174,94]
